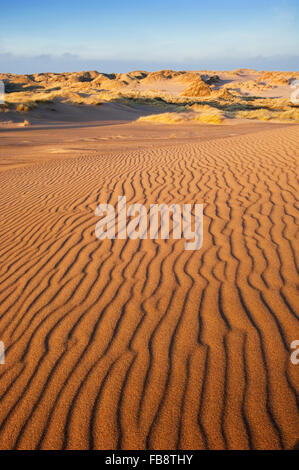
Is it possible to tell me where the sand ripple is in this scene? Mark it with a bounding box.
[0,126,298,449]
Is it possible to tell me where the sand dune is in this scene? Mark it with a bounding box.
[1,68,299,129]
[0,121,298,450]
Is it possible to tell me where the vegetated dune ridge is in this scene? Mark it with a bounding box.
[1,68,299,127]
[0,125,298,450]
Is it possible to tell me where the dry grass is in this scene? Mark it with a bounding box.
[180,78,211,97]
[16,104,31,112]
[3,89,104,110]
[137,107,224,125]
[1,69,298,123]
[194,111,224,124]
[137,112,186,124]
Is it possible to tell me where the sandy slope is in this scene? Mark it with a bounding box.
[0,124,298,450]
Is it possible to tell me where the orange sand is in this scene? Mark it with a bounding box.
[0,119,298,450]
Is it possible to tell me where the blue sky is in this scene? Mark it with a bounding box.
[0,0,298,73]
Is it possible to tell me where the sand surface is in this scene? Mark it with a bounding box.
[0,118,298,450]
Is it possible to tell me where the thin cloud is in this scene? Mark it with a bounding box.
[0,52,298,74]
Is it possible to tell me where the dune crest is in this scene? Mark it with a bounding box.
[1,68,299,127]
